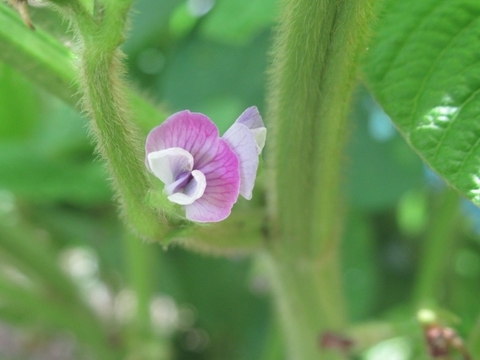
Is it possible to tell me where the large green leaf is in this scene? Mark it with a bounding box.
[364,0,480,205]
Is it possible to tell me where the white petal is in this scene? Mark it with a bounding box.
[147,148,194,185]
[250,127,267,154]
[231,107,266,154]
[167,170,206,205]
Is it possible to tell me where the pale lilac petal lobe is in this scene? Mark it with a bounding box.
[236,106,265,130]
[232,106,266,154]
[186,140,240,222]
[222,123,258,200]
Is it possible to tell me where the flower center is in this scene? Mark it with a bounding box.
[165,169,207,206]
[147,148,207,206]
[164,171,192,195]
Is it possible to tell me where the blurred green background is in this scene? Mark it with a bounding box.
[1,0,480,359]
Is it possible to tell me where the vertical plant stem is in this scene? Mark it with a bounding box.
[122,231,172,359]
[262,252,346,360]
[412,188,460,305]
[266,0,375,359]
[468,316,480,359]
[123,231,155,335]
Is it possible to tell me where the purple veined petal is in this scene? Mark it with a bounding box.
[233,106,267,154]
[222,123,259,200]
[184,139,240,222]
[147,147,194,185]
[145,110,220,170]
[167,170,206,205]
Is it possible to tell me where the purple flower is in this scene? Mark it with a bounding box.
[145,107,266,223]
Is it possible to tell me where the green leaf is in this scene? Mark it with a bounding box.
[364,0,480,205]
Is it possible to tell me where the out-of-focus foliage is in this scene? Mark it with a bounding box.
[1,0,480,359]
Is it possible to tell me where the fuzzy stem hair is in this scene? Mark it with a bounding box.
[265,0,376,358]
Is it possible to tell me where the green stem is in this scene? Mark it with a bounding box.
[49,1,168,239]
[412,188,460,305]
[262,251,346,359]
[122,231,172,359]
[0,2,267,252]
[346,321,396,353]
[266,0,375,358]
[0,2,78,104]
[468,316,480,359]
[268,0,374,256]
[123,231,155,335]
[174,207,265,256]
[0,2,167,139]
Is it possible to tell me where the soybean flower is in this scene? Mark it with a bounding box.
[145,107,266,222]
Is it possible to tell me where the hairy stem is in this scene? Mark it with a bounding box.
[0,2,167,133]
[51,1,167,239]
[0,2,78,104]
[266,0,375,358]
[1,0,171,239]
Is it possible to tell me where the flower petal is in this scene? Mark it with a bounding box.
[236,106,264,129]
[251,127,267,155]
[234,106,266,153]
[147,147,194,185]
[184,140,240,222]
[167,170,206,205]
[222,123,259,200]
[164,171,190,195]
[145,110,220,169]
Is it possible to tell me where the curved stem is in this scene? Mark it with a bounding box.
[1,2,169,239]
[52,1,168,239]
[0,2,167,133]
